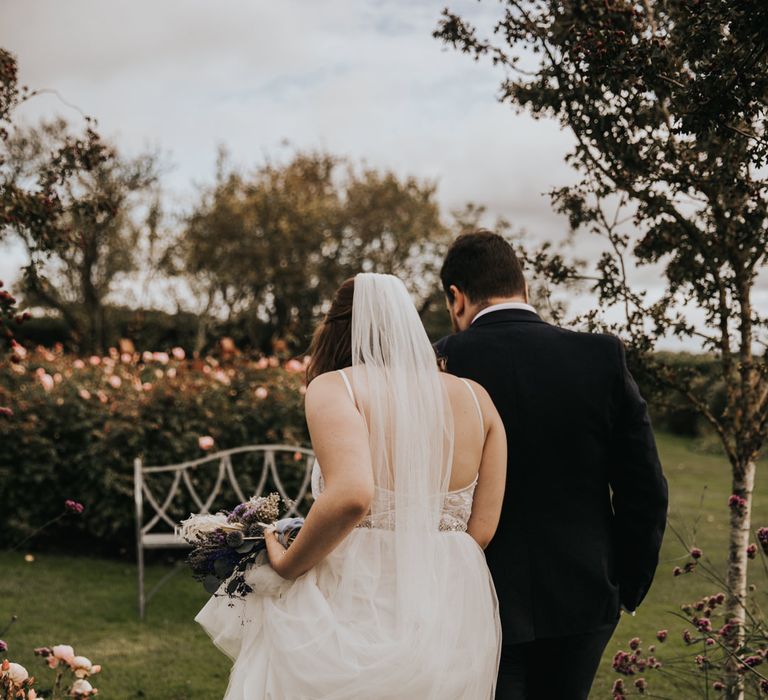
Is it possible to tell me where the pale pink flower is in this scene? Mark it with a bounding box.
[255,357,269,370]
[166,367,177,379]
[53,372,63,383]
[198,436,215,450]
[154,369,164,379]
[285,359,304,373]
[142,382,153,392]
[29,689,39,699]
[4,661,28,684]
[153,351,170,364]
[268,357,279,368]
[71,656,92,677]
[171,347,186,361]
[73,359,85,369]
[39,373,55,392]
[213,370,230,385]
[11,341,27,359]
[10,363,25,374]
[107,375,121,389]
[255,387,269,400]
[120,353,133,364]
[142,351,153,363]
[70,678,94,696]
[88,356,100,366]
[202,365,211,375]
[108,347,118,359]
[43,350,56,362]
[96,391,108,404]
[90,665,101,674]
[52,645,76,665]
[78,389,92,401]
[102,357,115,369]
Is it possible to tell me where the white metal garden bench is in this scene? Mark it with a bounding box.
[134,444,315,619]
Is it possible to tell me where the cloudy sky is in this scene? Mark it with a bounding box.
[1,1,576,273]
[2,0,763,349]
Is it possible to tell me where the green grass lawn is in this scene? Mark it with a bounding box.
[1,432,765,699]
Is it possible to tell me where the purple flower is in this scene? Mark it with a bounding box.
[0,640,7,652]
[690,547,702,559]
[656,630,668,643]
[634,677,647,692]
[673,566,682,576]
[683,629,693,644]
[743,655,763,668]
[758,528,768,554]
[695,617,712,633]
[65,500,85,514]
[629,637,641,651]
[713,680,725,691]
[747,544,757,559]
[729,494,747,512]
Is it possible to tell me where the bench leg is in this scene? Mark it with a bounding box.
[137,541,145,620]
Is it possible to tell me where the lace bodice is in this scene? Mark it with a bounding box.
[308,369,482,533]
[310,460,477,533]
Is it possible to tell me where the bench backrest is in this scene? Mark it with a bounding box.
[134,444,315,545]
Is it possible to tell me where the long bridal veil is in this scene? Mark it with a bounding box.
[350,273,454,630]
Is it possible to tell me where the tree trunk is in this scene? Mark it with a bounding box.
[724,459,757,700]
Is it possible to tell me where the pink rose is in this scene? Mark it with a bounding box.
[108,375,122,388]
[255,387,269,400]
[73,359,85,369]
[39,373,55,391]
[171,347,186,360]
[198,436,215,450]
[78,389,92,400]
[285,359,304,373]
[88,356,100,366]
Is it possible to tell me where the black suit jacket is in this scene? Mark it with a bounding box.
[435,309,668,643]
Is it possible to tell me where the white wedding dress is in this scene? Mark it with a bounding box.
[196,274,501,700]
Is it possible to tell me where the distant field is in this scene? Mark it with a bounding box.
[1,432,765,699]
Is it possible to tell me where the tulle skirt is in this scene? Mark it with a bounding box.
[195,528,501,699]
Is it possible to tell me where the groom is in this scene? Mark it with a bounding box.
[435,232,668,700]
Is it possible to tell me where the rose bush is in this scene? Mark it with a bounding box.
[0,345,309,553]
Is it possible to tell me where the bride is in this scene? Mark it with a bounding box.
[196,273,506,699]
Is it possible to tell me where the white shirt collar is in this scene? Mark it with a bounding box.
[471,302,537,325]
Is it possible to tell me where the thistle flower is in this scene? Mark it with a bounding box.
[65,500,85,515]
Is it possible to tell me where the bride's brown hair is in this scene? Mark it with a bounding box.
[306,278,355,384]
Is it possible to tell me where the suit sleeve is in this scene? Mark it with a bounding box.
[608,337,668,611]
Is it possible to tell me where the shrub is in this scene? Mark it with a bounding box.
[0,346,309,554]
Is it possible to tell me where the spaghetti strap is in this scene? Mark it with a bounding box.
[458,377,484,436]
[337,369,355,404]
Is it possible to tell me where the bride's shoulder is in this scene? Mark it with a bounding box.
[305,369,351,403]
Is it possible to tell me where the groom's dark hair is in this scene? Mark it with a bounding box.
[440,230,526,303]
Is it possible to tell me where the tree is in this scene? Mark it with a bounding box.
[171,151,451,353]
[5,119,160,354]
[436,2,768,697]
[0,49,111,352]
